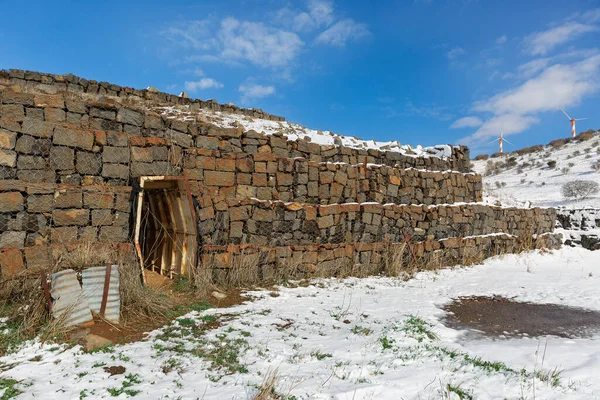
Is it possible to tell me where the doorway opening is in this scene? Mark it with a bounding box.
[134,176,197,279]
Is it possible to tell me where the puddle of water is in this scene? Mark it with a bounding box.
[441,296,600,339]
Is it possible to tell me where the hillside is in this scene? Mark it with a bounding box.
[472,131,600,208]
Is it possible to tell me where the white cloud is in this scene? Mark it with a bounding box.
[239,83,276,103]
[462,114,540,145]
[475,54,600,115]
[496,35,507,45]
[275,0,335,32]
[450,116,483,129]
[218,18,304,67]
[163,18,304,68]
[517,58,551,79]
[458,54,600,146]
[184,78,224,92]
[315,19,370,46]
[447,47,466,60]
[523,22,597,55]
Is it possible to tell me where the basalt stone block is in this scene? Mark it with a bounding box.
[52,209,89,226]
[102,163,129,179]
[0,130,17,150]
[22,118,54,138]
[116,108,144,126]
[0,231,26,249]
[54,126,94,150]
[50,226,78,243]
[99,226,128,242]
[15,135,52,156]
[84,192,114,209]
[1,104,25,121]
[103,146,129,163]
[0,192,24,212]
[76,151,102,175]
[49,146,75,170]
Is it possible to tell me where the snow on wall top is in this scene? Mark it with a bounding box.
[151,105,456,160]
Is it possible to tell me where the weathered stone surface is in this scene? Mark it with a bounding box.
[0,149,17,167]
[34,94,64,108]
[22,118,53,138]
[0,231,26,249]
[102,163,129,179]
[99,226,127,241]
[0,192,24,212]
[84,192,114,209]
[117,108,144,126]
[0,130,17,149]
[52,209,89,226]
[54,190,83,208]
[76,152,102,175]
[49,146,75,170]
[53,126,94,150]
[15,135,52,155]
[0,247,25,277]
[103,146,129,163]
[205,171,235,186]
[50,226,78,243]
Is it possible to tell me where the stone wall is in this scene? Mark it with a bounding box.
[0,76,471,176]
[0,69,558,281]
[186,151,482,205]
[201,233,562,281]
[1,69,285,122]
[201,199,556,246]
[556,208,600,231]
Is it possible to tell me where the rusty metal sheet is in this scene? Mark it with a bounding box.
[82,265,120,324]
[50,269,93,328]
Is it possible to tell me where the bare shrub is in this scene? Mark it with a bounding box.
[561,180,600,200]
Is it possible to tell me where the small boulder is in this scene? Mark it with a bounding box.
[84,334,113,351]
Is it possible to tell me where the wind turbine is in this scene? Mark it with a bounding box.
[561,108,587,138]
[488,129,512,153]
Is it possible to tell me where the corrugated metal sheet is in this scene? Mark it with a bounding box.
[82,265,120,323]
[50,269,93,327]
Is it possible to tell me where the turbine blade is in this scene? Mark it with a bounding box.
[504,138,514,145]
[575,118,588,121]
[487,138,499,144]
[561,108,572,120]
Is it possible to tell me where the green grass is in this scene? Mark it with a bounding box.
[310,350,333,361]
[403,315,438,342]
[351,325,372,336]
[379,336,395,350]
[446,383,473,400]
[0,320,25,357]
[536,367,562,387]
[173,275,194,293]
[86,344,114,354]
[107,374,142,397]
[0,378,22,400]
[165,300,213,318]
[190,334,250,379]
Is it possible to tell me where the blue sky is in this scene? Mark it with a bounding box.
[1,0,599,154]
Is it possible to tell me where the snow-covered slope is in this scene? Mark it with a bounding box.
[151,105,455,159]
[472,133,600,208]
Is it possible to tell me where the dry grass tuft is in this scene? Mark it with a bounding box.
[253,368,281,400]
[0,241,173,340]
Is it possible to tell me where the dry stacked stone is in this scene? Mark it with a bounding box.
[0,69,558,279]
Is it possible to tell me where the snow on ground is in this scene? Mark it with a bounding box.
[472,134,600,208]
[2,247,600,399]
[151,105,455,159]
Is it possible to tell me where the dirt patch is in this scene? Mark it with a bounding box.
[65,281,250,346]
[442,296,600,339]
[104,366,126,376]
